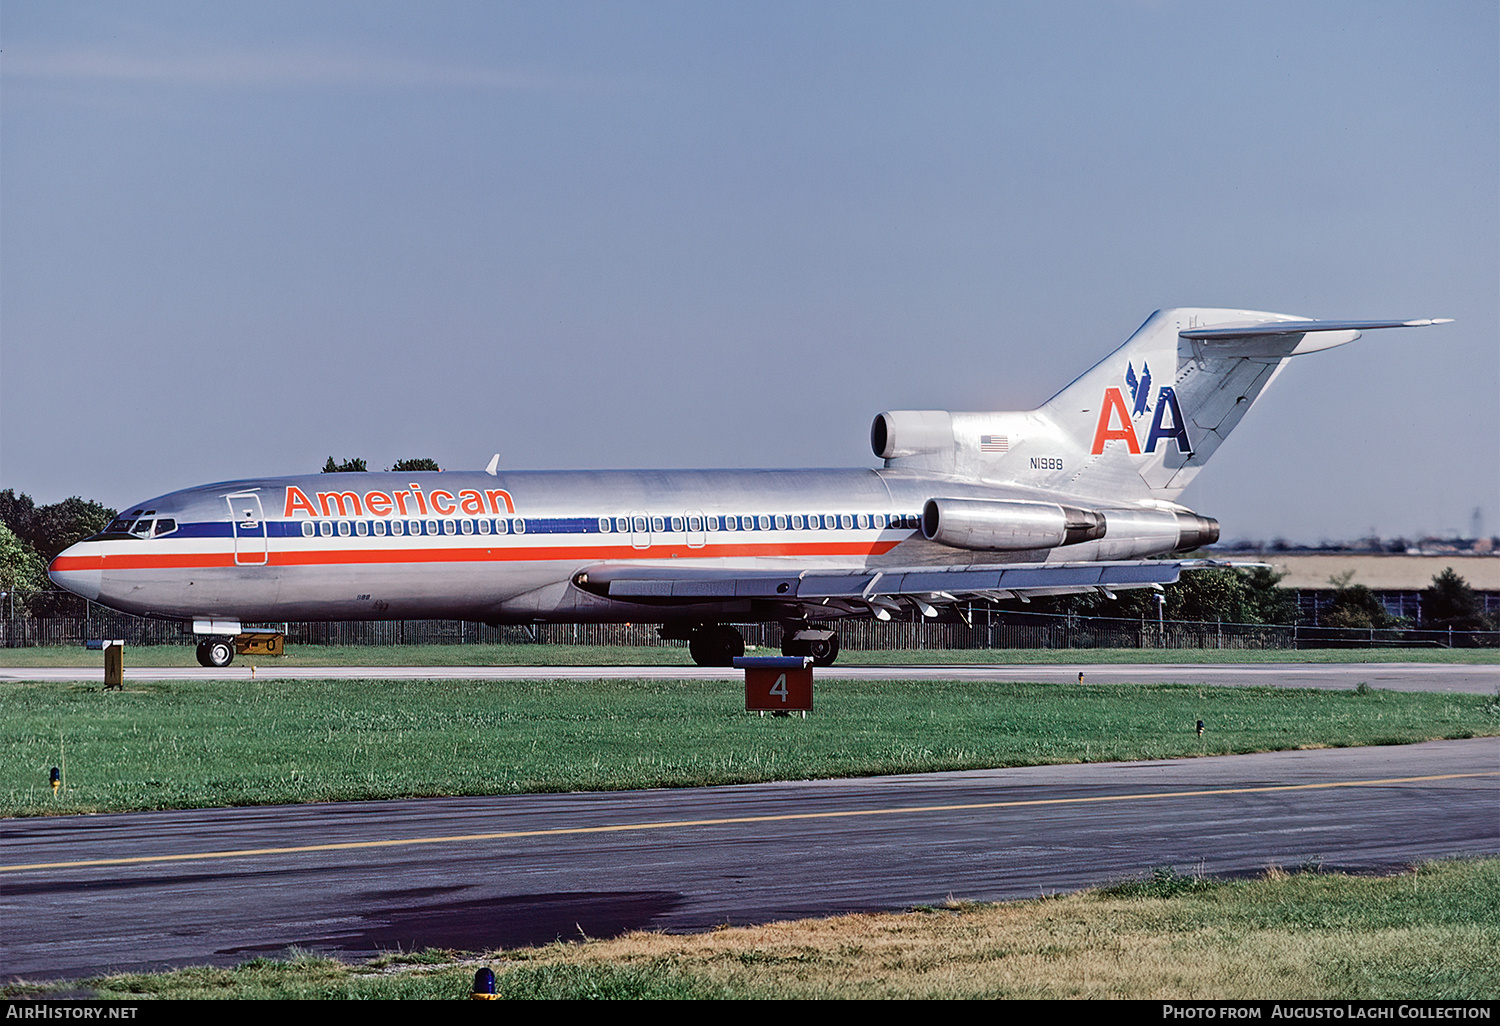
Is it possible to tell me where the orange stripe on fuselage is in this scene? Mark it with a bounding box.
[52,539,903,572]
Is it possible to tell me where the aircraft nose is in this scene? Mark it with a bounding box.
[48,545,103,602]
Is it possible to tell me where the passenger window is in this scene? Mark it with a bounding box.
[791,514,803,530]
[633,516,647,533]
[355,521,369,537]
[742,516,755,531]
[495,517,509,534]
[461,519,474,535]
[687,516,702,532]
[479,519,491,535]
[857,514,869,530]
[338,521,351,537]
[774,515,787,530]
[840,514,853,530]
[513,518,526,534]
[706,516,719,531]
[390,520,404,536]
[599,518,611,533]
[425,519,438,535]
[319,521,333,537]
[616,517,629,533]
[373,520,386,537]
[302,521,315,538]
[651,516,664,532]
[670,516,684,532]
[724,516,737,531]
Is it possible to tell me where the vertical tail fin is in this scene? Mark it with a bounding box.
[1035,309,1447,502]
[876,309,1448,504]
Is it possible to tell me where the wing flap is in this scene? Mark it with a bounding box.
[579,558,1219,608]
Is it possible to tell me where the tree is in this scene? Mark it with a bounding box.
[0,523,48,617]
[1320,571,1400,629]
[321,457,368,473]
[1421,568,1492,631]
[1239,566,1302,625]
[1024,566,1300,625]
[0,490,115,561]
[388,458,441,472]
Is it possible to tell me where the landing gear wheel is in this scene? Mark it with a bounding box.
[808,633,840,667]
[197,638,234,668]
[688,625,744,667]
[781,629,840,667]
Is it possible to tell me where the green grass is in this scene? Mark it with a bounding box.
[4,677,1495,816]
[2,643,1495,667]
[10,859,1497,999]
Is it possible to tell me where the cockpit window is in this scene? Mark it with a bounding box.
[153,518,176,536]
[130,519,154,538]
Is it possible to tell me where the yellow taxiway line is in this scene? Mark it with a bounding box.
[4,771,1495,874]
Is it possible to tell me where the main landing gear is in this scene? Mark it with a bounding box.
[196,638,234,668]
[677,624,842,668]
[781,625,840,667]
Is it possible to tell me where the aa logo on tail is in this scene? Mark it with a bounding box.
[1091,362,1192,456]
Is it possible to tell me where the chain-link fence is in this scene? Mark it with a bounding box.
[3,609,1495,650]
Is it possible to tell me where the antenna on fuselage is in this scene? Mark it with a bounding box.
[484,454,500,476]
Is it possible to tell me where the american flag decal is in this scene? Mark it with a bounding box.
[980,435,1009,452]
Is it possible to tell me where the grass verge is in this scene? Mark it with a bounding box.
[4,677,1496,816]
[2,643,1496,667]
[9,859,1495,999]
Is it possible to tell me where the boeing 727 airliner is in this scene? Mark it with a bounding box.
[48,308,1449,667]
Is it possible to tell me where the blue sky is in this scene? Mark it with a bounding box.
[2,1,1496,542]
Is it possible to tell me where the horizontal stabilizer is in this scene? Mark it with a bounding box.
[1180,318,1451,340]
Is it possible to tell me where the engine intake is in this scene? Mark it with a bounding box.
[871,411,953,460]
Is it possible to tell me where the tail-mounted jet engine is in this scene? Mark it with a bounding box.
[921,498,1217,555]
[921,498,1105,551]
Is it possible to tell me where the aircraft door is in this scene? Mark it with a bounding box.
[630,510,650,550]
[227,492,269,566]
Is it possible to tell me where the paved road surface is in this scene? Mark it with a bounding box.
[3,737,1495,982]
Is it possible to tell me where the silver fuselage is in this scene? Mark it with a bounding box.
[48,466,1176,625]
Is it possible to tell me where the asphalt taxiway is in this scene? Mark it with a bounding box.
[3,737,1496,982]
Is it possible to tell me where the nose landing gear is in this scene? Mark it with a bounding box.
[196,638,235,668]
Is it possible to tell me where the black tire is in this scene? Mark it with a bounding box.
[205,638,234,668]
[688,632,713,666]
[195,641,213,667]
[689,626,744,667]
[809,633,839,667]
[716,625,745,664]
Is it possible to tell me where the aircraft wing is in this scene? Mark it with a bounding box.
[574,558,1237,620]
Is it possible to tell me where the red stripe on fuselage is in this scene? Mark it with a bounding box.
[51,538,904,572]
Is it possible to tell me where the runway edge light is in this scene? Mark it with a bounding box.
[472,967,498,1000]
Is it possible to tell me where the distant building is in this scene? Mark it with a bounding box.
[1212,552,1500,623]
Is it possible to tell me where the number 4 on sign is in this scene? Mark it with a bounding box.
[769,674,788,701]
